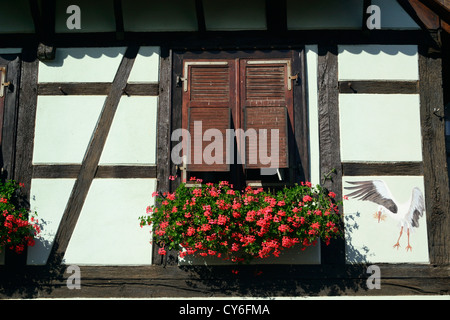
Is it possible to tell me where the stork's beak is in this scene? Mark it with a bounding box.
[377,211,381,223]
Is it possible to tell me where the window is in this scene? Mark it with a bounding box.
[172,50,307,189]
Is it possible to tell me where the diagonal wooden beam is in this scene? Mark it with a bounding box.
[47,46,140,265]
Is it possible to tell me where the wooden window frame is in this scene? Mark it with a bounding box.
[171,49,309,190]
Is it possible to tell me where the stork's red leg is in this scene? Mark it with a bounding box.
[406,228,412,252]
[393,226,403,250]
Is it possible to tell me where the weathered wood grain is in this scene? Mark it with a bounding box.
[38,82,159,96]
[317,45,345,265]
[0,55,21,182]
[339,80,420,94]
[14,48,38,200]
[0,264,448,298]
[154,48,173,265]
[419,46,450,265]
[342,162,424,176]
[32,165,157,179]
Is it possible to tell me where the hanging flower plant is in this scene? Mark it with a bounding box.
[0,180,40,254]
[139,178,343,264]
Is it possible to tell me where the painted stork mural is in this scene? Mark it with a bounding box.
[345,180,425,252]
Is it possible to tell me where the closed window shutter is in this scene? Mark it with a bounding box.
[182,60,234,172]
[240,60,293,169]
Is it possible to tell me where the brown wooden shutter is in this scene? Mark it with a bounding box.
[182,60,235,172]
[240,59,293,169]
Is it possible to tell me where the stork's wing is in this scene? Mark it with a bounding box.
[407,187,425,228]
[345,180,398,213]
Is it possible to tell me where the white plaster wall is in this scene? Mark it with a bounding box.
[63,179,155,265]
[343,176,429,264]
[339,94,422,162]
[338,45,419,81]
[27,179,76,265]
[33,96,105,164]
[128,47,160,83]
[38,47,126,83]
[99,96,158,165]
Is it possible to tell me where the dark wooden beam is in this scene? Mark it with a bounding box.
[397,0,441,30]
[0,30,436,49]
[339,80,420,94]
[292,48,309,182]
[48,46,140,265]
[418,45,450,265]
[317,45,344,265]
[37,82,159,96]
[32,165,157,179]
[14,47,38,202]
[0,264,448,298]
[0,55,21,182]
[8,47,39,267]
[342,162,424,176]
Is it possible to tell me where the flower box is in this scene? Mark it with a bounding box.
[139,179,343,265]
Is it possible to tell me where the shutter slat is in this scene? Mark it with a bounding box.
[190,65,230,102]
[245,65,286,101]
[188,107,230,172]
[244,106,288,169]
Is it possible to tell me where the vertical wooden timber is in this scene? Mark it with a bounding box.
[14,48,38,204]
[293,48,309,182]
[154,47,173,265]
[8,47,38,267]
[48,46,140,265]
[419,46,450,265]
[0,55,21,182]
[317,45,345,265]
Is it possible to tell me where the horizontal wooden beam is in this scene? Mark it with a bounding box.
[342,162,424,176]
[339,80,420,94]
[0,29,437,49]
[32,165,157,179]
[0,264,448,298]
[37,82,159,96]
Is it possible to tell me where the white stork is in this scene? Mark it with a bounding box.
[345,180,425,252]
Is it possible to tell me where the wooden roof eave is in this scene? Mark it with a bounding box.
[397,0,450,36]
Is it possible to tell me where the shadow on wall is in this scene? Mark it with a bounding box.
[345,211,374,263]
[338,45,418,56]
[43,46,159,67]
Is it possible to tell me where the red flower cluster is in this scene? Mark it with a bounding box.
[0,180,40,254]
[139,179,343,264]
